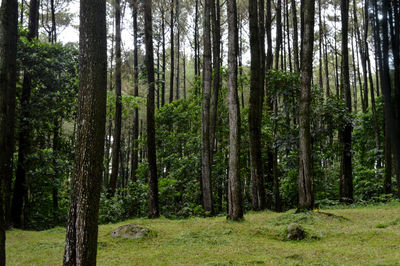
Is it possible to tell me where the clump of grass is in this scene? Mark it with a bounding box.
[269,212,315,226]
[376,217,400,229]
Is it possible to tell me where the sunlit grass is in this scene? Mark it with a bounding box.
[7,201,400,265]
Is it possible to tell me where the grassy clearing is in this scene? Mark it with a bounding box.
[7,202,400,265]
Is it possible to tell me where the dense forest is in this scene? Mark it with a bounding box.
[0,0,399,264]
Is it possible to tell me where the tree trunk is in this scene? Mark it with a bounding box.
[291,0,299,72]
[226,0,243,220]
[275,0,282,70]
[0,0,18,262]
[161,7,166,106]
[249,0,266,211]
[130,0,139,183]
[210,0,221,164]
[201,0,213,214]
[12,0,39,229]
[169,0,174,103]
[339,0,353,203]
[144,0,159,218]
[109,0,122,197]
[63,0,107,263]
[298,0,314,210]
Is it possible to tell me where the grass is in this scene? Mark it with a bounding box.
[6,202,400,265]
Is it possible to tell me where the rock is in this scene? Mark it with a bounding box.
[286,223,305,240]
[111,224,150,239]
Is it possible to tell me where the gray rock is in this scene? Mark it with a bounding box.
[286,223,305,240]
[111,224,150,239]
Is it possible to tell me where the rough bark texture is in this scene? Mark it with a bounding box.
[201,0,213,214]
[63,0,107,264]
[227,0,243,221]
[0,0,18,262]
[144,0,159,219]
[109,0,122,197]
[298,0,314,210]
[130,0,139,182]
[12,0,39,229]
[249,0,266,211]
[339,0,353,203]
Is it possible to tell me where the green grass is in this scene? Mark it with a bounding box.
[6,202,400,265]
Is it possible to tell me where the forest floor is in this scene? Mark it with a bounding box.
[7,201,400,265]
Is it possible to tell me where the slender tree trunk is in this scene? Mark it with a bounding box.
[194,0,199,77]
[339,0,353,203]
[275,0,282,70]
[298,0,314,210]
[109,0,122,197]
[323,16,330,97]
[161,7,166,106]
[12,0,39,229]
[201,0,213,214]
[130,0,139,182]
[144,0,159,218]
[318,0,323,92]
[175,0,180,100]
[286,0,292,72]
[266,0,273,69]
[0,0,18,262]
[291,0,299,72]
[169,0,174,103]
[210,0,221,163]
[63,0,107,263]
[227,0,243,221]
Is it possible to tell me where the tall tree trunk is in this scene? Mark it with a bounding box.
[12,0,39,229]
[109,0,122,197]
[175,0,180,100]
[249,0,266,211]
[323,16,330,97]
[286,0,292,72]
[201,0,213,214]
[130,0,139,182]
[161,7,166,106]
[227,0,243,221]
[210,0,221,164]
[63,0,107,263]
[379,0,395,194]
[318,0,323,91]
[266,0,273,69]
[194,0,199,77]
[298,0,314,210]
[0,0,18,262]
[169,0,174,103]
[353,0,368,112]
[144,0,159,218]
[291,0,299,72]
[339,0,353,203]
[389,0,400,196]
[275,0,282,70]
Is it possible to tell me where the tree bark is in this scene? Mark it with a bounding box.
[227,0,243,221]
[249,0,266,211]
[0,0,18,262]
[144,0,159,219]
[130,0,139,183]
[339,0,353,203]
[298,0,314,210]
[109,0,122,197]
[201,0,213,214]
[169,0,174,103]
[291,0,299,72]
[63,0,107,263]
